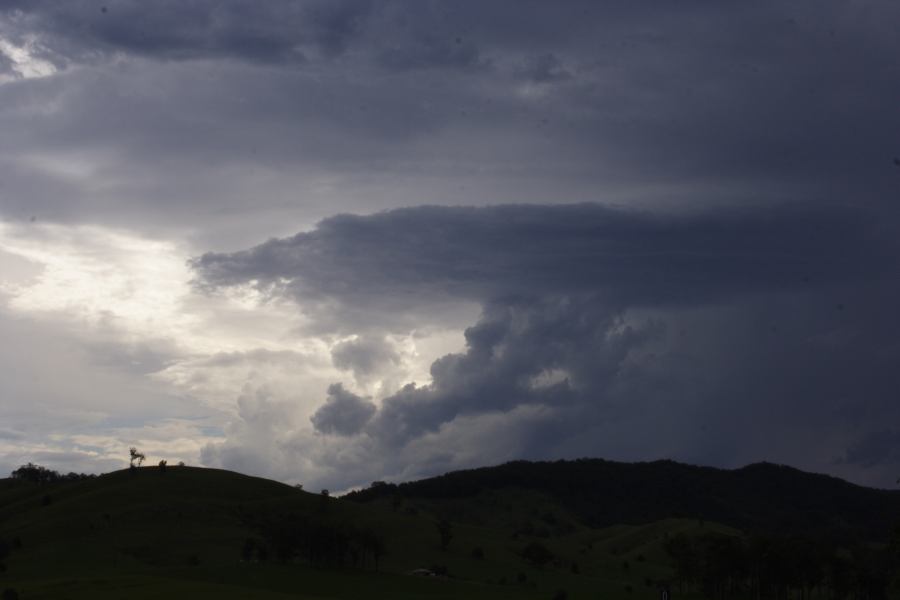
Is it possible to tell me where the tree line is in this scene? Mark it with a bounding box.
[9,463,94,484]
[344,460,900,542]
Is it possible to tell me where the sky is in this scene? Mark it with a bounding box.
[1,0,899,492]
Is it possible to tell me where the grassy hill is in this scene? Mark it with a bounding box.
[0,464,714,600]
[0,460,898,599]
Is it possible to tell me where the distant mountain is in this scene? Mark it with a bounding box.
[345,459,900,541]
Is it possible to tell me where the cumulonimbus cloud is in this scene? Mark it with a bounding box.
[193,203,900,489]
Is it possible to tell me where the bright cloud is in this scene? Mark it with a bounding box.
[0,35,56,81]
[0,219,466,481]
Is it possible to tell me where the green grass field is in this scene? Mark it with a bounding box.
[0,466,719,599]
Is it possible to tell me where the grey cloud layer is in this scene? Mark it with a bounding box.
[3,0,900,245]
[0,0,371,65]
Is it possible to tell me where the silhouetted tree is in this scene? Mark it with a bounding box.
[129,447,145,468]
[158,459,167,473]
[11,463,58,483]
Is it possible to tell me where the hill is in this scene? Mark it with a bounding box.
[345,459,900,542]
[0,464,708,599]
[0,460,898,599]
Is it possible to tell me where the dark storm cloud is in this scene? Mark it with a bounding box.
[359,292,900,489]
[365,296,644,448]
[194,203,900,487]
[310,383,376,437]
[192,203,891,320]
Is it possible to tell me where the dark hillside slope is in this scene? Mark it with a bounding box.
[345,459,900,541]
